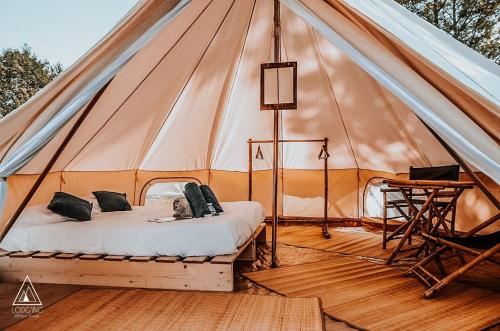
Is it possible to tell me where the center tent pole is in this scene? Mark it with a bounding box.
[271,0,281,268]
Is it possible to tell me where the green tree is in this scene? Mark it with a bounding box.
[396,0,500,64]
[0,44,63,118]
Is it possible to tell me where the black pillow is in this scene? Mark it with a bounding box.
[183,183,210,218]
[199,185,223,213]
[92,191,132,212]
[47,192,92,221]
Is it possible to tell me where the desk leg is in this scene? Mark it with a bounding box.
[386,189,438,265]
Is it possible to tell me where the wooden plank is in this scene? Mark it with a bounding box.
[0,257,233,291]
[32,252,58,259]
[55,253,79,260]
[211,223,266,264]
[210,254,237,264]
[182,256,209,263]
[9,251,37,258]
[0,250,13,258]
[129,256,155,262]
[155,256,181,263]
[103,255,128,261]
[79,254,104,260]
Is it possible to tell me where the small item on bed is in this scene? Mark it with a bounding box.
[148,217,179,223]
[207,203,218,216]
[200,185,223,213]
[92,191,132,212]
[47,192,93,221]
[183,182,210,218]
[172,197,193,219]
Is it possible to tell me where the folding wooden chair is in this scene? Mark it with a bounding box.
[405,213,500,298]
[381,165,460,249]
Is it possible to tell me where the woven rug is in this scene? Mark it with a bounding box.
[7,289,324,331]
[245,255,500,331]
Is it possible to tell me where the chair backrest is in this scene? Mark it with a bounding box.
[409,165,460,181]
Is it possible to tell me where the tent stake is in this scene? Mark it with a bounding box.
[421,121,499,210]
[0,81,111,244]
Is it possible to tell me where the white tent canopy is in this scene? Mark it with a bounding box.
[0,0,498,233]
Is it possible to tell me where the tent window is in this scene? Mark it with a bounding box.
[144,182,188,208]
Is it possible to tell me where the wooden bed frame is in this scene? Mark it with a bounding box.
[0,223,266,292]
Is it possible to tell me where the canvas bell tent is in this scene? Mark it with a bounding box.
[0,0,499,238]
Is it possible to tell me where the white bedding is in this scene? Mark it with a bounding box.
[0,201,265,257]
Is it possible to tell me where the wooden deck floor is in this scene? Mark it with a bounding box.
[245,255,500,330]
[270,224,421,260]
[244,224,500,330]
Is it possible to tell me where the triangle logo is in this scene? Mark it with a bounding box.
[12,276,42,306]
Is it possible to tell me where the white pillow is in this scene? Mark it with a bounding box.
[15,204,69,227]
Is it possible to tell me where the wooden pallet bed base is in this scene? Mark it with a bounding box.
[0,224,266,292]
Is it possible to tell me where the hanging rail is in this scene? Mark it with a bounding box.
[247,137,331,239]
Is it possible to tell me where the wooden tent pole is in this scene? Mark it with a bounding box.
[0,81,111,244]
[271,0,281,268]
[421,121,499,210]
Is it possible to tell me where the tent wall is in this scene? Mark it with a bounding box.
[2,169,498,234]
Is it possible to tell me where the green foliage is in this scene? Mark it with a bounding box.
[0,44,63,118]
[396,0,500,64]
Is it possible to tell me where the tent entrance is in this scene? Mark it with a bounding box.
[247,137,331,239]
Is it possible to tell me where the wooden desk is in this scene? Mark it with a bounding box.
[383,179,474,265]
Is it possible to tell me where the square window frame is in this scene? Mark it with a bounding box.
[260,61,297,110]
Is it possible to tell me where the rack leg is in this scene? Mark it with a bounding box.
[322,222,331,239]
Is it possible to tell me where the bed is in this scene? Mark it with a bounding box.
[0,201,266,291]
[1,201,265,257]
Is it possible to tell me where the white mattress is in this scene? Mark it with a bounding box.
[0,201,265,257]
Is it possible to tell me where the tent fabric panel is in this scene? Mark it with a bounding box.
[312,30,437,173]
[210,0,275,172]
[140,0,257,171]
[62,0,234,171]
[0,173,61,226]
[282,169,358,218]
[374,86,455,168]
[278,4,356,170]
[209,170,249,203]
[283,0,500,183]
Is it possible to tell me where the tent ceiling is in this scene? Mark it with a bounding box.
[13,0,457,175]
